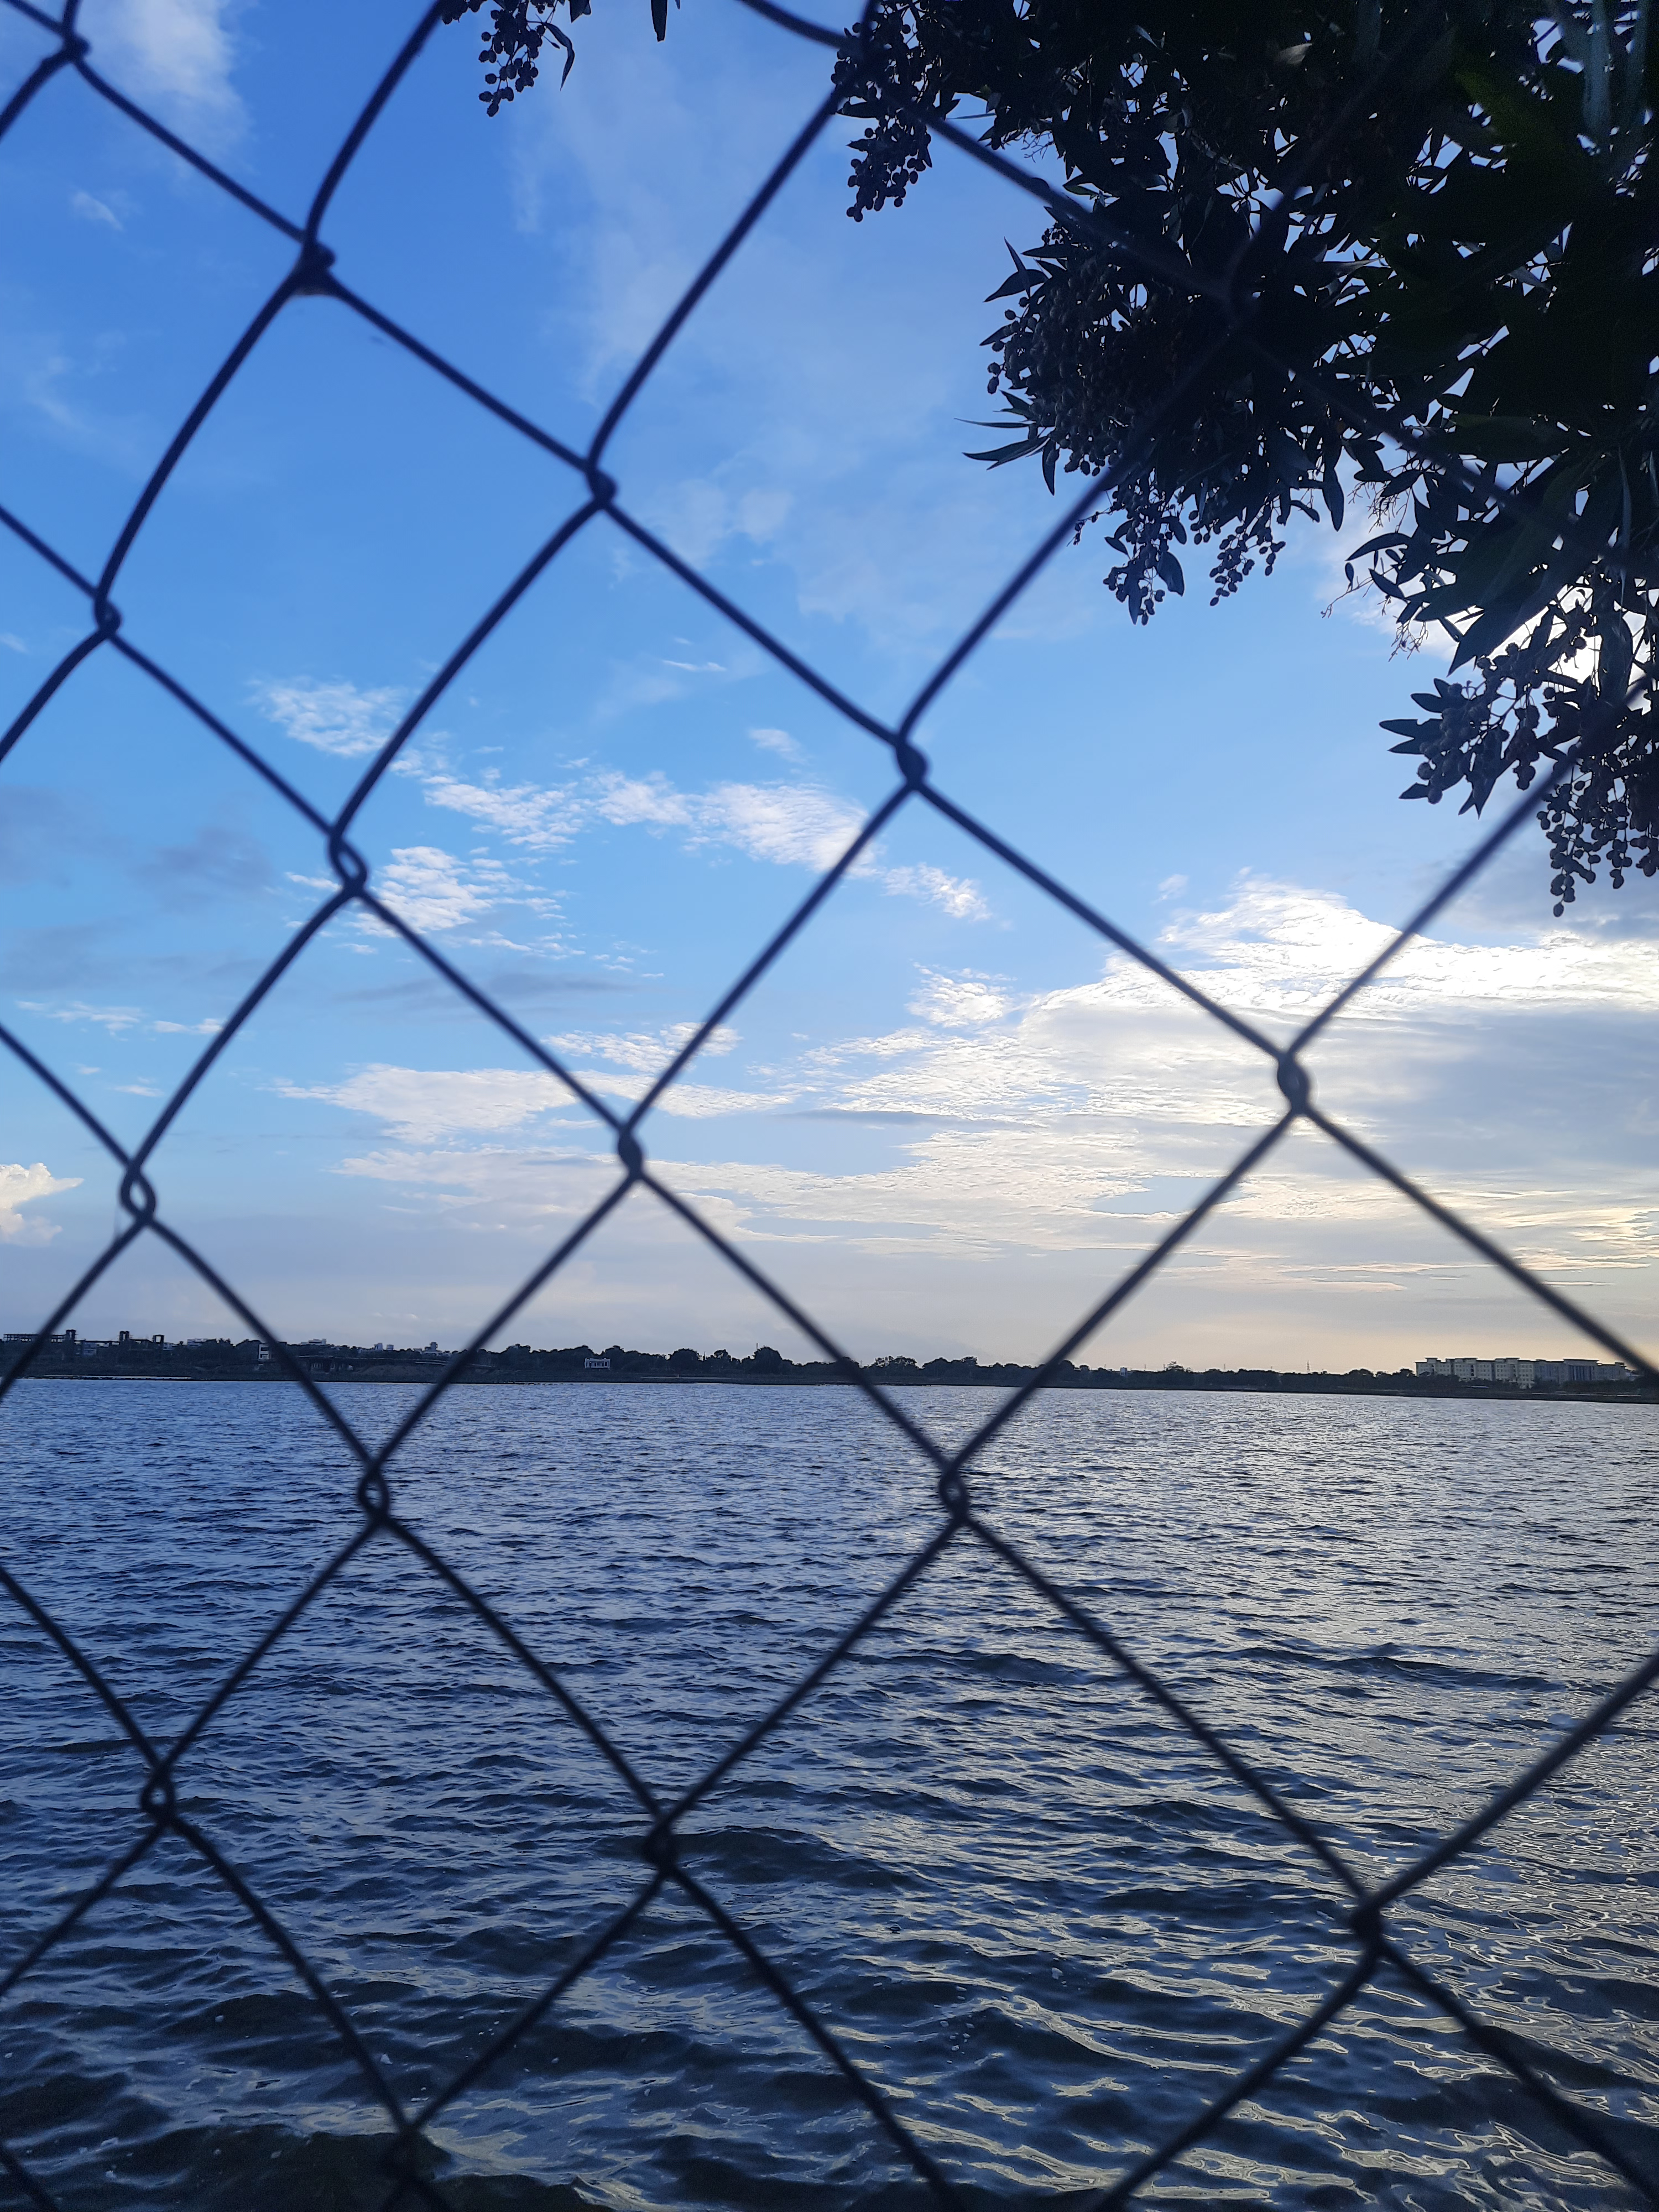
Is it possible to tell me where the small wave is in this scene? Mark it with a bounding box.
[17,2118,607,2211]
[1254,1640,1559,1697]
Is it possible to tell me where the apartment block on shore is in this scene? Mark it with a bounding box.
[1415,1356,1633,1385]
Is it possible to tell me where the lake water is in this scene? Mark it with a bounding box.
[0,1380,1655,2210]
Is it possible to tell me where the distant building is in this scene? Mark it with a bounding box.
[585,1355,611,1370]
[1417,1355,1632,1385]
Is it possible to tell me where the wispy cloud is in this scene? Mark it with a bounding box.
[284,1040,784,1140]
[18,1000,223,1037]
[567,1071,792,1117]
[418,772,580,852]
[78,0,244,138]
[601,775,858,870]
[0,1162,81,1244]
[252,677,982,917]
[749,726,804,763]
[278,1065,581,1144]
[410,752,988,916]
[370,846,556,936]
[879,864,990,922]
[591,772,988,915]
[18,999,145,1032]
[908,970,1014,1026]
[547,1021,739,1074]
[69,190,123,231]
[634,477,791,570]
[253,677,407,759]
[0,329,149,465]
[544,1021,778,1113]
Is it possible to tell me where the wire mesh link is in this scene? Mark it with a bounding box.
[1,1,1656,2205]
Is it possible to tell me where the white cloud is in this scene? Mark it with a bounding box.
[420,772,580,852]
[69,190,123,231]
[404,746,988,919]
[253,678,406,759]
[0,1162,81,1244]
[298,870,1655,1365]
[879,864,990,921]
[592,773,989,915]
[278,1065,582,1144]
[545,1024,780,1117]
[371,846,543,936]
[15,1001,221,1039]
[0,633,25,653]
[635,478,792,569]
[749,727,804,763]
[289,880,1659,1297]
[79,0,243,135]
[284,1046,783,1143]
[331,1144,614,1225]
[1152,877,1659,1029]
[547,1022,739,1074]
[18,1000,144,1032]
[569,1071,792,1118]
[691,781,864,872]
[908,971,1014,1026]
[591,771,695,832]
[624,891,1659,1328]
[590,771,852,863]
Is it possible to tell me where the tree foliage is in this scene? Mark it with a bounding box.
[441,0,671,108]
[462,0,1658,910]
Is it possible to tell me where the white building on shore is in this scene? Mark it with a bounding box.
[1415,1356,1634,1385]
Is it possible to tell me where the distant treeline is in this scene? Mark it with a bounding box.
[3,1334,1652,1401]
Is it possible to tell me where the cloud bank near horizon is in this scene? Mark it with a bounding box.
[209,874,1657,1366]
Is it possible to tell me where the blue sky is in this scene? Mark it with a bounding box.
[2,0,1655,1369]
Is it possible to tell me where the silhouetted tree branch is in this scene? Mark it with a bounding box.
[461,0,1658,911]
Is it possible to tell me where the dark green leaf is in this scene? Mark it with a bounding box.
[964,437,1044,466]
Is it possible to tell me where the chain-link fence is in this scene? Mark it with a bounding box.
[1,2,1656,2206]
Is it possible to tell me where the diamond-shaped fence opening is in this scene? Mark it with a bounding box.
[1,1,1656,2207]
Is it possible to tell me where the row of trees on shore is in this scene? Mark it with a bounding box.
[2,1334,1648,1396]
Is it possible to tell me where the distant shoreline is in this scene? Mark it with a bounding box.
[7,1366,1653,1406]
[6,1332,1651,1402]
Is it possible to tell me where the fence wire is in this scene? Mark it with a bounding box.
[0,2,1656,2206]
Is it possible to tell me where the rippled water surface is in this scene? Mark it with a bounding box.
[1,1380,1656,2210]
